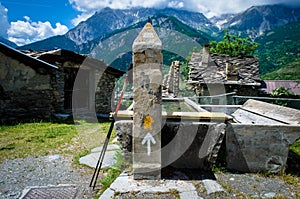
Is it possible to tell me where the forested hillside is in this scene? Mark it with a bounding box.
[256,22,300,79]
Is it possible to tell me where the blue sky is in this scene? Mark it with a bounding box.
[0,0,299,46]
[1,0,78,27]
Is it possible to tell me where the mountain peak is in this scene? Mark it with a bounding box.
[65,7,214,45]
[222,4,300,38]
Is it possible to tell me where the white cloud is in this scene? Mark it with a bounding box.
[7,16,68,46]
[168,1,184,9]
[69,0,300,24]
[71,12,94,26]
[68,0,170,25]
[69,0,168,12]
[0,3,9,37]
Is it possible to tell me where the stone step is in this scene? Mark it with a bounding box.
[99,172,226,199]
[79,144,119,169]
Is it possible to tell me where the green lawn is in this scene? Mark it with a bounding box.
[0,120,113,164]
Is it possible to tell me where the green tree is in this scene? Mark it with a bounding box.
[270,86,296,106]
[210,30,259,57]
[270,86,295,98]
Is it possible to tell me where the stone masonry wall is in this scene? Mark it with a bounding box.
[95,72,116,114]
[0,52,55,123]
[162,61,180,97]
[51,69,65,113]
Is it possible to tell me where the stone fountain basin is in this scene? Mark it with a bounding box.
[114,99,300,173]
[114,97,230,170]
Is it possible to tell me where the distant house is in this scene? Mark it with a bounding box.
[0,42,124,123]
[260,80,300,96]
[187,44,261,102]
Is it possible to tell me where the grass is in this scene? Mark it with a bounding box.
[290,139,300,156]
[169,189,180,198]
[96,150,125,197]
[0,120,114,164]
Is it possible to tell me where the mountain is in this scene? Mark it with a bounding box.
[222,4,300,38]
[0,37,17,48]
[18,13,213,71]
[256,22,300,77]
[209,14,236,30]
[85,14,214,71]
[16,4,300,79]
[19,35,79,52]
[66,7,216,45]
[18,7,217,53]
[261,57,300,80]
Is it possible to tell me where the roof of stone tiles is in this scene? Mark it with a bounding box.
[0,42,58,74]
[21,49,125,78]
[187,52,261,85]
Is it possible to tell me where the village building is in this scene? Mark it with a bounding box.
[0,42,124,123]
[260,80,300,96]
[187,44,261,103]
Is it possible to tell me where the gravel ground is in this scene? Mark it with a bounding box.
[1,155,299,199]
[114,192,179,199]
[0,155,95,199]
[164,167,299,199]
[214,172,298,198]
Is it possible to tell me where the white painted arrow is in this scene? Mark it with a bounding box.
[141,132,156,156]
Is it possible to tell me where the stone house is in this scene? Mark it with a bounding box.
[0,42,124,123]
[187,44,261,103]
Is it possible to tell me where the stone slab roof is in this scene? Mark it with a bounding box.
[187,52,261,86]
[0,42,58,74]
[21,49,125,78]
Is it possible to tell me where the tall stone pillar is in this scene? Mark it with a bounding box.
[132,22,162,179]
[173,61,180,97]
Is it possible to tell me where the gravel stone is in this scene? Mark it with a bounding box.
[215,172,298,198]
[0,155,94,199]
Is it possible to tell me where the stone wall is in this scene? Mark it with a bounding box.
[0,48,122,123]
[162,61,180,97]
[44,58,119,115]
[51,69,65,113]
[0,52,56,123]
[95,72,117,114]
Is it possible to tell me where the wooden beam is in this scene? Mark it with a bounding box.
[114,110,232,121]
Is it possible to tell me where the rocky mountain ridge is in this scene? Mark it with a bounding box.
[66,7,216,45]
[221,4,300,38]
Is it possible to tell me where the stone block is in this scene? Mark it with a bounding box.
[226,123,300,173]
